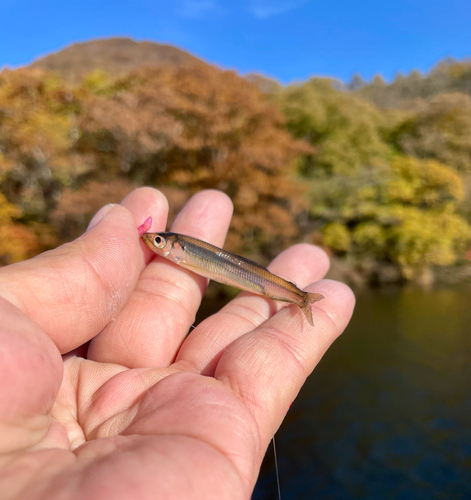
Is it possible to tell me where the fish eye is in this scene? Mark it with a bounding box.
[154,235,166,248]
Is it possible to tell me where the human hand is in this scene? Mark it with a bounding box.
[0,188,354,500]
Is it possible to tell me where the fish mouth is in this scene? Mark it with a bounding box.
[141,232,155,246]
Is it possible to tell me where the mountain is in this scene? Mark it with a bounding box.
[29,37,205,82]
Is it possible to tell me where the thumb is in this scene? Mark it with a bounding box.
[0,204,143,353]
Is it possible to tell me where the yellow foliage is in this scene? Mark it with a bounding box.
[357,186,378,200]
[13,111,71,152]
[0,152,13,179]
[0,68,75,167]
[322,222,351,252]
[390,207,471,277]
[315,155,471,278]
[352,222,386,251]
[0,194,38,264]
[0,193,21,225]
[82,69,114,93]
[390,156,464,203]
[386,178,416,203]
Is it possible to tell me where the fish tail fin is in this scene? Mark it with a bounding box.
[301,292,324,327]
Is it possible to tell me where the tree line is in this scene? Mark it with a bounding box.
[1,57,471,286]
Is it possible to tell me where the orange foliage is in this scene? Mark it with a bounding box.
[73,64,311,258]
[0,223,38,265]
[1,64,310,262]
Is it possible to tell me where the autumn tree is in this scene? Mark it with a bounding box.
[0,68,90,220]
[0,68,92,257]
[0,192,39,265]
[65,64,310,258]
[390,92,471,173]
[0,63,310,262]
[319,156,471,282]
[3,45,471,286]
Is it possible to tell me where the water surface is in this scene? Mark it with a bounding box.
[252,286,471,499]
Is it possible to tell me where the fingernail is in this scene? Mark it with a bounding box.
[87,204,115,231]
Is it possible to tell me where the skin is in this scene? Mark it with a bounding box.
[0,187,355,500]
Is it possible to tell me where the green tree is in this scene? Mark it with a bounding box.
[278,78,392,176]
[390,92,471,173]
[357,59,471,108]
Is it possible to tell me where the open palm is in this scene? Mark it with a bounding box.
[0,188,354,500]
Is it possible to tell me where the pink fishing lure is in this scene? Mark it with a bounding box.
[137,216,152,236]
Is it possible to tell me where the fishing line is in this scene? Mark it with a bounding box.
[192,325,282,500]
[272,435,282,500]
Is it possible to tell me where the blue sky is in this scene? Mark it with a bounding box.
[0,0,470,84]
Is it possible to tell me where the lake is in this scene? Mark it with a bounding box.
[251,286,471,500]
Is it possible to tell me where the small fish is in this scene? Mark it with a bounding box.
[141,231,324,326]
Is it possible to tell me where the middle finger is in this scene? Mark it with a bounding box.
[88,189,233,368]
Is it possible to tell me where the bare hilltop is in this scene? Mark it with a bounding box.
[29,37,204,82]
